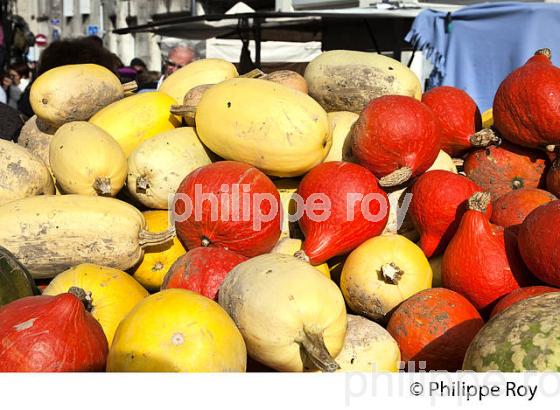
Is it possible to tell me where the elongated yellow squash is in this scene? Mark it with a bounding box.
[18,115,58,168]
[305,50,422,113]
[0,140,55,206]
[323,111,359,162]
[50,122,127,196]
[159,58,238,104]
[0,195,175,278]
[89,91,180,157]
[30,64,128,125]
[196,78,330,177]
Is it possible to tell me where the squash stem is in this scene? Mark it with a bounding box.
[294,250,310,263]
[469,128,501,148]
[136,175,150,193]
[169,104,192,116]
[379,167,413,188]
[535,48,552,59]
[300,329,340,372]
[122,80,138,94]
[468,192,492,212]
[68,286,93,312]
[93,177,112,196]
[139,227,176,248]
[240,68,266,79]
[379,263,404,285]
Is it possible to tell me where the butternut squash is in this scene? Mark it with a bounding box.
[0,140,54,206]
[0,195,175,278]
[49,122,127,196]
[17,115,58,168]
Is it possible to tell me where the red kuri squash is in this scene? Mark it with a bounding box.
[489,286,559,318]
[547,159,560,197]
[491,188,556,229]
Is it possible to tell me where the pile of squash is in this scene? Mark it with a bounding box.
[1,48,560,373]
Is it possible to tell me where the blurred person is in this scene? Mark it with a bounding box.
[9,62,31,91]
[130,58,147,74]
[137,70,161,91]
[0,73,6,104]
[1,70,22,109]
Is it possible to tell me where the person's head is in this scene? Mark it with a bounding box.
[8,63,29,85]
[130,58,147,73]
[164,45,195,77]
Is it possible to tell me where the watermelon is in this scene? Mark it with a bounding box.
[463,292,560,371]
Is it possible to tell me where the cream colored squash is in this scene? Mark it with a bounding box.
[89,91,181,157]
[323,111,359,162]
[427,149,458,173]
[0,195,175,278]
[160,58,238,104]
[334,314,401,372]
[195,78,330,177]
[17,115,58,168]
[127,127,212,209]
[49,122,127,196]
[271,238,330,278]
[382,184,418,242]
[304,50,422,113]
[0,140,54,206]
[30,64,130,125]
[262,70,308,94]
[273,178,302,239]
[218,253,347,372]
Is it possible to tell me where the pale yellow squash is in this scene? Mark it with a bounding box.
[427,149,458,173]
[0,140,54,206]
[0,195,175,278]
[271,238,330,278]
[334,315,401,372]
[195,78,330,177]
[132,211,186,291]
[304,50,422,113]
[107,289,247,372]
[159,58,238,104]
[340,234,432,321]
[127,127,212,209]
[89,91,180,157]
[18,115,58,168]
[49,122,127,196]
[218,253,347,372]
[30,64,127,125]
[273,178,302,239]
[323,111,358,162]
[482,108,493,128]
[382,185,418,242]
[43,264,148,345]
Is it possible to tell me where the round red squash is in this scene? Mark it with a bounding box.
[161,246,248,300]
[0,289,108,372]
[387,288,484,371]
[493,48,560,148]
[421,86,498,157]
[442,192,535,312]
[518,200,560,286]
[463,142,548,200]
[174,161,281,258]
[409,170,490,258]
[490,286,559,318]
[547,159,560,197]
[491,188,556,229]
[296,161,389,265]
[351,95,441,187]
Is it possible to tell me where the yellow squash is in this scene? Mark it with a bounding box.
[30,64,128,125]
[218,253,347,372]
[305,50,422,113]
[323,111,358,162]
[18,115,58,168]
[482,108,493,128]
[107,289,247,372]
[273,178,302,239]
[89,91,180,157]
[340,234,432,321]
[160,58,238,104]
[0,195,175,278]
[0,140,54,206]
[195,78,331,177]
[49,122,127,196]
[132,211,186,291]
[427,149,458,173]
[42,264,148,345]
[382,184,419,242]
[334,314,401,372]
[127,127,212,209]
[271,238,330,278]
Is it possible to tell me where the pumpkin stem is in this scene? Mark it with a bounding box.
[122,80,138,94]
[201,237,211,247]
[139,227,176,248]
[468,192,492,213]
[294,249,310,263]
[169,104,191,116]
[453,158,464,168]
[93,177,112,196]
[379,262,404,285]
[546,145,556,153]
[240,68,266,79]
[68,286,93,312]
[379,167,413,188]
[136,175,150,193]
[469,128,501,148]
[511,178,524,190]
[535,48,552,59]
[299,329,340,372]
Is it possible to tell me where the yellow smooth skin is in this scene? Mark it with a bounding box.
[482,108,493,128]
[127,127,212,209]
[195,78,331,177]
[218,253,347,372]
[340,235,432,321]
[89,92,180,157]
[323,111,359,162]
[30,64,123,125]
[132,211,186,291]
[271,238,330,278]
[427,149,458,173]
[273,178,300,239]
[107,289,247,372]
[43,263,148,346]
[159,58,239,104]
[18,115,58,168]
[49,122,127,196]
[0,195,146,278]
[334,315,401,372]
